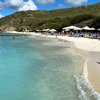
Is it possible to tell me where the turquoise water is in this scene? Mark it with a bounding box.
[0,35,95,100]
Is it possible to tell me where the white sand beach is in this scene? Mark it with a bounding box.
[31,33,100,93]
[53,35,100,93]
[47,35,100,93]
[29,32,100,52]
[57,36,100,52]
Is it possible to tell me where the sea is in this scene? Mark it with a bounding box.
[0,34,99,100]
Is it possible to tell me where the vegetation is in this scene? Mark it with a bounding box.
[0,3,100,32]
[91,16,100,28]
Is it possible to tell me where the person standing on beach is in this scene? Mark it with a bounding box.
[56,33,58,38]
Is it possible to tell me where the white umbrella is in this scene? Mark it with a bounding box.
[82,26,91,30]
[43,29,50,32]
[74,27,82,30]
[90,27,95,30]
[49,29,57,32]
[36,30,40,32]
[66,26,79,29]
[63,26,81,30]
[63,27,69,29]
[97,28,100,31]
[62,28,70,31]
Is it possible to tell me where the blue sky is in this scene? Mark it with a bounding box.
[0,0,100,17]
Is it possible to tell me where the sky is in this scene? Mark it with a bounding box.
[0,0,100,18]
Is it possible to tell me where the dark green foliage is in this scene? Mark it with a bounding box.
[91,16,100,29]
[71,14,94,25]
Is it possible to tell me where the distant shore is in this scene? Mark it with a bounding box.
[4,31,100,94]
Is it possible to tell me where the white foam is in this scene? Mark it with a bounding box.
[83,60,88,78]
[74,61,100,100]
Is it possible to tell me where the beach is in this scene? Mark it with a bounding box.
[55,36,100,94]
[58,36,100,94]
[76,50,100,93]
[4,31,100,94]
[57,36,100,93]
[29,32,100,94]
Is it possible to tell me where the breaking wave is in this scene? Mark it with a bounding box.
[74,60,100,100]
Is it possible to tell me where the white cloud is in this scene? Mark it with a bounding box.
[6,0,24,10]
[18,0,38,11]
[36,0,55,5]
[65,0,88,6]
[0,1,3,10]
[58,4,65,9]
[6,0,38,11]
[0,14,4,18]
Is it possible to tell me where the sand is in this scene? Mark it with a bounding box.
[57,36,100,52]
[36,34,100,93]
[56,35,100,93]
[80,51,100,93]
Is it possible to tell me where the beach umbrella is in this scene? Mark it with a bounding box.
[63,26,81,30]
[82,26,91,30]
[43,29,50,32]
[63,27,68,30]
[97,28,100,31]
[49,29,57,32]
[90,27,95,30]
[74,27,82,30]
[36,30,40,32]
[62,28,70,31]
[65,26,77,29]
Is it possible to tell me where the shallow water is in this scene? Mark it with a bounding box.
[0,35,97,100]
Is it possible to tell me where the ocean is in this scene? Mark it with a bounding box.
[0,34,99,100]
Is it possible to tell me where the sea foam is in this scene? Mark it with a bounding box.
[74,60,100,100]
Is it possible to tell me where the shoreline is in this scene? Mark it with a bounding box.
[2,31,100,94]
[30,32,100,94]
[57,36,100,94]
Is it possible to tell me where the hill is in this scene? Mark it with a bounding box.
[0,2,100,32]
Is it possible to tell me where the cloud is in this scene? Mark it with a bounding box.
[0,14,4,18]
[65,0,88,6]
[36,0,55,5]
[0,1,3,10]
[6,0,38,11]
[58,4,65,9]
[18,0,38,11]
[6,0,24,10]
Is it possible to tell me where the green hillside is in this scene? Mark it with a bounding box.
[0,2,100,32]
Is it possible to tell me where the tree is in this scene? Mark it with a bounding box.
[92,16,100,29]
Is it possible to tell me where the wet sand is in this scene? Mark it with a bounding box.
[74,49,100,93]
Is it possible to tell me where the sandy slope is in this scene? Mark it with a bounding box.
[57,36,100,52]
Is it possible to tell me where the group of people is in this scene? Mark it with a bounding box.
[62,31,100,39]
[38,29,100,40]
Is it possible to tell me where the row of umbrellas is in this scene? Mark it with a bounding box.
[37,26,100,32]
[63,26,100,31]
[37,29,57,32]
